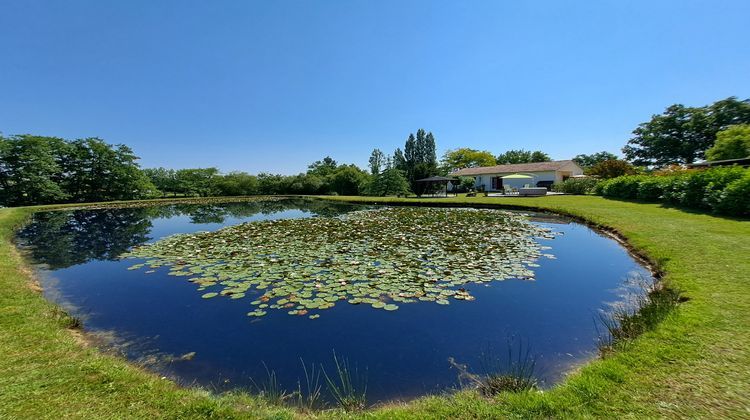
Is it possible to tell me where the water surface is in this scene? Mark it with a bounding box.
[17,198,651,403]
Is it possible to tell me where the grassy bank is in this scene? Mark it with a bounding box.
[1,195,748,418]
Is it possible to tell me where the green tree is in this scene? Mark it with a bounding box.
[623,97,750,166]
[307,156,338,178]
[588,160,637,179]
[175,168,220,197]
[215,171,259,196]
[367,168,411,196]
[0,135,68,206]
[400,129,439,193]
[441,148,496,173]
[143,167,179,197]
[495,149,551,164]
[330,165,370,195]
[257,173,288,195]
[393,148,406,172]
[573,151,619,168]
[705,124,750,161]
[62,138,155,202]
[368,149,385,175]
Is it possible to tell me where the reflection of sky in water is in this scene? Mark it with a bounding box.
[146,209,313,241]
[18,200,652,404]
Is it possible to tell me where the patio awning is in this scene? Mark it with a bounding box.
[501,173,534,179]
[415,176,458,183]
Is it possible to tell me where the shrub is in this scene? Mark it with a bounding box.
[551,177,599,195]
[587,160,637,179]
[636,177,672,201]
[715,172,750,216]
[594,166,749,216]
[701,166,746,210]
[600,175,647,199]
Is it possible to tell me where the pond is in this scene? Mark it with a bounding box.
[17,198,652,404]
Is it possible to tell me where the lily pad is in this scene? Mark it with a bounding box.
[121,207,557,318]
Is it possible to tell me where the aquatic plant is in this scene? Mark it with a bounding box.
[250,362,290,405]
[449,341,538,396]
[597,276,683,353]
[121,207,557,318]
[294,358,323,411]
[322,352,367,411]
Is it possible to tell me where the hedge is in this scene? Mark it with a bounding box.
[551,177,599,195]
[595,166,749,216]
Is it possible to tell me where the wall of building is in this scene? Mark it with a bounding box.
[475,171,557,191]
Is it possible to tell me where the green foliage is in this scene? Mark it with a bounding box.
[214,171,259,196]
[329,165,369,196]
[715,171,750,216]
[705,124,750,161]
[441,148,496,173]
[623,97,750,166]
[0,135,155,206]
[307,156,338,179]
[459,176,476,191]
[322,352,367,411]
[143,167,180,197]
[573,151,619,168]
[368,149,385,175]
[596,167,749,216]
[401,129,439,193]
[598,279,682,352]
[551,178,599,195]
[635,176,673,201]
[495,149,550,164]
[366,168,411,196]
[599,176,647,199]
[0,135,69,205]
[587,159,637,179]
[175,168,219,197]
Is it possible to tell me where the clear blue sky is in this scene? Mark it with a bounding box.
[1,1,748,174]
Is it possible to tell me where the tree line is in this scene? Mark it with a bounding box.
[2,97,747,206]
[0,135,154,206]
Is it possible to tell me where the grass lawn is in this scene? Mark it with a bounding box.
[1,195,748,418]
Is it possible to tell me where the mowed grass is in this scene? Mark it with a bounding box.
[0,195,748,418]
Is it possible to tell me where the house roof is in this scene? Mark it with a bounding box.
[686,157,750,168]
[450,160,579,176]
[415,176,457,183]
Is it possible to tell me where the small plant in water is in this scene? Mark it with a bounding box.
[250,362,290,405]
[47,305,82,329]
[322,351,367,411]
[449,341,538,396]
[597,275,683,354]
[294,358,323,411]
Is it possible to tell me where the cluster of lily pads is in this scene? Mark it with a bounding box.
[121,207,557,319]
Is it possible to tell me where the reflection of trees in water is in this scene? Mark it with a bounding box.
[168,198,368,224]
[18,198,370,269]
[17,208,154,270]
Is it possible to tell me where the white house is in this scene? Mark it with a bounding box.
[450,160,584,191]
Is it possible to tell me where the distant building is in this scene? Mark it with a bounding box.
[686,157,750,169]
[450,160,584,191]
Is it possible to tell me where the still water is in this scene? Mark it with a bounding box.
[17,198,651,403]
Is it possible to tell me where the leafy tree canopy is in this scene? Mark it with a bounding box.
[368,149,385,175]
[366,168,411,197]
[705,124,750,161]
[0,134,155,206]
[573,151,619,168]
[495,149,551,164]
[623,97,750,167]
[587,159,637,179]
[441,148,496,173]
